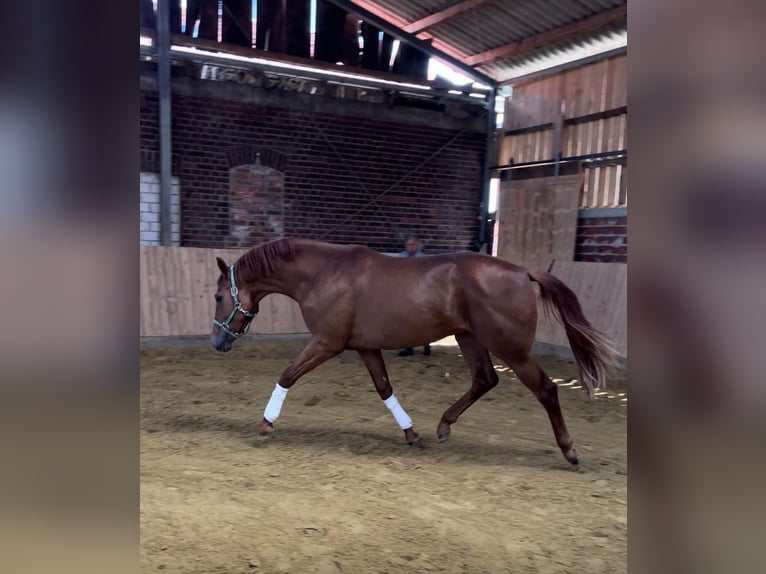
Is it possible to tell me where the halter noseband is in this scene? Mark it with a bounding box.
[213,265,257,338]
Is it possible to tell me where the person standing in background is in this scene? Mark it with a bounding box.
[397,236,431,357]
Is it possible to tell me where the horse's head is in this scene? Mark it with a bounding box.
[210,257,257,352]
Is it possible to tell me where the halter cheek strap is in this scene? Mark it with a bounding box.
[212,265,257,338]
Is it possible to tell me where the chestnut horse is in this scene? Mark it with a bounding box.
[211,238,616,465]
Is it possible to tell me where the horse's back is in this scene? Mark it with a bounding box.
[308,240,533,302]
[353,248,534,311]
[347,248,531,293]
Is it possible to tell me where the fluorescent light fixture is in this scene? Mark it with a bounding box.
[488,178,499,212]
[428,58,471,86]
[140,36,153,47]
[168,45,433,91]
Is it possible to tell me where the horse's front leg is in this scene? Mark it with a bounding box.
[357,349,420,446]
[260,337,341,435]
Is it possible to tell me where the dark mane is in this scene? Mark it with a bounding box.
[236,238,297,281]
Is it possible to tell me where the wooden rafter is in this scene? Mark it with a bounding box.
[402,0,495,34]
[347,0,471,62]
[465,4,627,67]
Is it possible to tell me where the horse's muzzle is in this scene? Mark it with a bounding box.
[211,332,233,353]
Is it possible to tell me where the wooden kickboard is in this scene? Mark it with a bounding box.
[140,246,309,337]
[535,260,627,357]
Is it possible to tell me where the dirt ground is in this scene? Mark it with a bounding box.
[141,339,627,574]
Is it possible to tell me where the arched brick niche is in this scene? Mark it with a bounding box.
[226,146,287,248]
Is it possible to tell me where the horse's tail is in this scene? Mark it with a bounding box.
[528,270,619,397]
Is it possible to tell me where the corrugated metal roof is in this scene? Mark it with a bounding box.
[480,26,627,83]
[360,0,627,84]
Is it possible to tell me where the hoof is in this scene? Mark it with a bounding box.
[407,436,422,448]
[404,428,421,447]
[436,422,451,443]
[564,448,580,466]
[260,419,275,436]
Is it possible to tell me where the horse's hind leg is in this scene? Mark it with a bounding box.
[437,332,499,442]
[500,350,579,465]
[357,349,420,446]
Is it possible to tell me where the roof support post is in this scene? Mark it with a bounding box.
[478,86,497,251]
[157,0,173,246]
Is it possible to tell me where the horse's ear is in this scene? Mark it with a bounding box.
[216,257,229,276]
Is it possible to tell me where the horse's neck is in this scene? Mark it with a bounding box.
[252,243,317,302]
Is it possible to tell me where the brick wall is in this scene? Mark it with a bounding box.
[575,207,627,262]
[140,172,180,245]
[139,72,486,254]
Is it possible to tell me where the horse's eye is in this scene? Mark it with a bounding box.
[215,294,223,303]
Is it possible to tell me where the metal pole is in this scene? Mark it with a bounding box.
[491,149,628,172]
[157,0,173,246]
[478,87,497,251]
[553,104,563,179]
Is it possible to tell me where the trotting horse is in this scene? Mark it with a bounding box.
[210,238,616,465]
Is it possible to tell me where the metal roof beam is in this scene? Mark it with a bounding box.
[325,0,497,87]
[402,0,496,34]
[465,4,627,67]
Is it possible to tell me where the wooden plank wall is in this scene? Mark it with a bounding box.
[140,246,308,337]
[534,260,627,357]
[495,174,583,270]
[500,54,627,208]
[565,115,627,207]
[504,55,627,130]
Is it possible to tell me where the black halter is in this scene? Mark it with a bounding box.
[212,265,257,338]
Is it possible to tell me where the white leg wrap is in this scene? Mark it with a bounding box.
[263,383,289,423]
[384,394,413,430]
